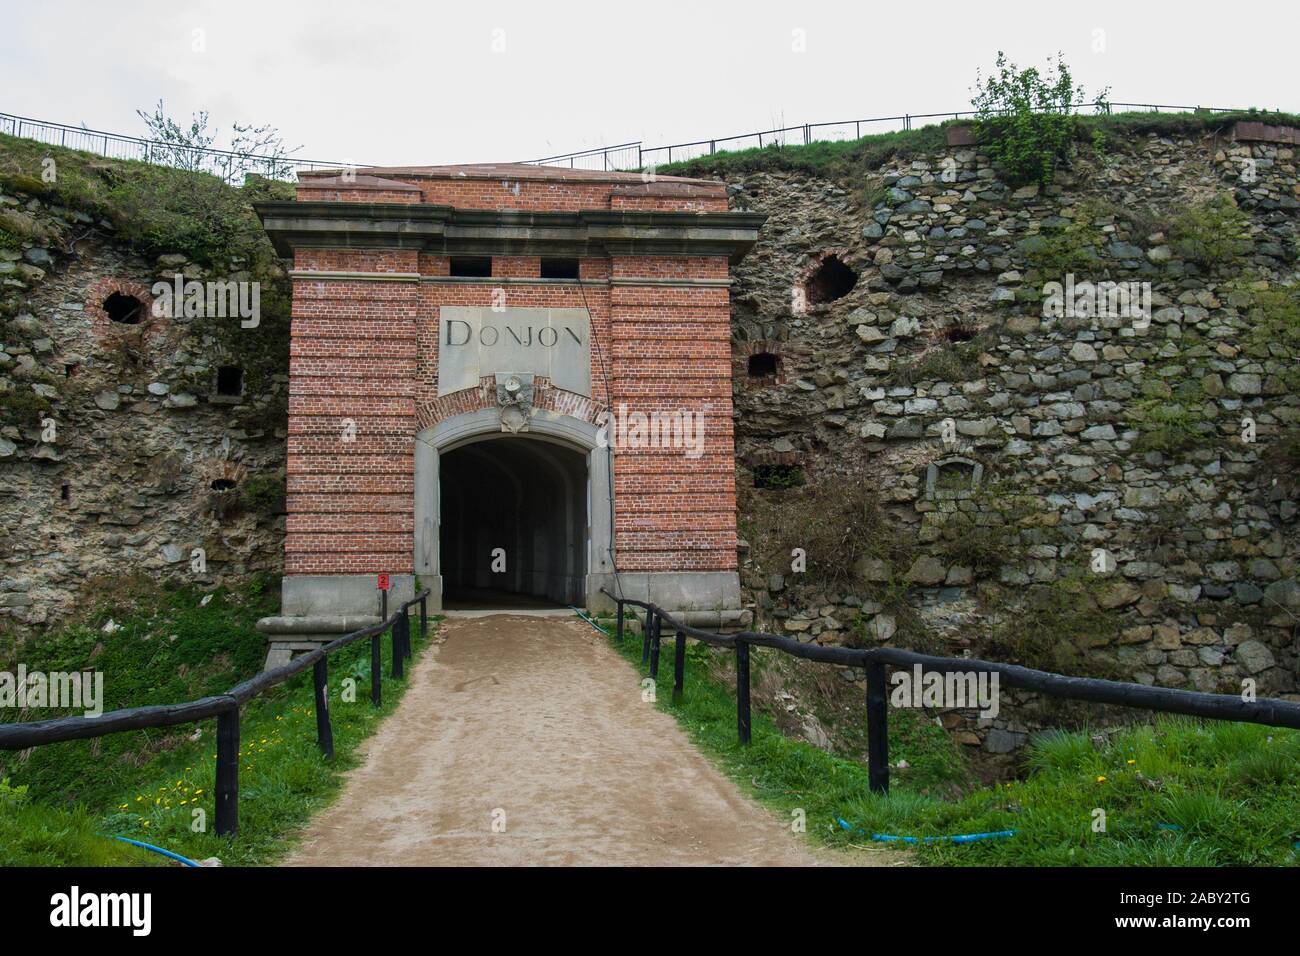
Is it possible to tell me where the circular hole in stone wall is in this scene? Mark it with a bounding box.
[805,255,858,306]
[103,291,146,325]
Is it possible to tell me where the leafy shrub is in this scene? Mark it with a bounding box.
[1169,195,1252,270]
[1023,208,1107,280]
[971,52,1107,187]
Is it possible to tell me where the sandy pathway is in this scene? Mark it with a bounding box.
[283,614,887,866]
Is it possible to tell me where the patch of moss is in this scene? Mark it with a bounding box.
[0,384,51,426]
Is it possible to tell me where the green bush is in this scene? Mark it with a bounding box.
[1169,194,1252,270]
[971,52,1107,187]
[240,471,286,515]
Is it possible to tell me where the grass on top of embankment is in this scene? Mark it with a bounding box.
[656,109,1300,181]
[588,612,1300,867]
[0,577,438,866]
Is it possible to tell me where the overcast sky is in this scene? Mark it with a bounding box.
[1,0,1296,167]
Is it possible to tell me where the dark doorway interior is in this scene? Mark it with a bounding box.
[440,437,587,608]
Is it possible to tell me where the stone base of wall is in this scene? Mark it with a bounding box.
[256,574,417,669]
[589,571,748,627]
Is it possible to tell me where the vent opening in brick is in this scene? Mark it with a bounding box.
[806,256,857,305]
[747,352,780,378]
[103,291,146,324]
[540,257,580,280]
[450,256,492,278]
[215,365,244,397]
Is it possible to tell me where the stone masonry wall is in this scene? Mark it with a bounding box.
[722,126,1299,751]
[1,187,287,630]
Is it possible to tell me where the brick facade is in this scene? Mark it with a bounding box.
[258,163,763,610]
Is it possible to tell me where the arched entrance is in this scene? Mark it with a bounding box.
[439,436,587,608]
[414,408,615,612]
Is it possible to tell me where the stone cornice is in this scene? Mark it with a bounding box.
[254,201,765,263]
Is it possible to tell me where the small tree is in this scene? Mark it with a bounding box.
[136,100,302,184]
[136,99,216,173]
[971,52,1107,187]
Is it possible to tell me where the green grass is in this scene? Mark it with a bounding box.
[657,109,1300,181]
[0,578,438,866]
[588,612,1300,866]
[0,134,293,426]
[1,782,143,866]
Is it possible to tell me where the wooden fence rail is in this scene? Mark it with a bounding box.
[0,590,429,837]
[602,589,1300,794]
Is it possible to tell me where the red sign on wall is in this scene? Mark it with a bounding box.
[376,573,390,591]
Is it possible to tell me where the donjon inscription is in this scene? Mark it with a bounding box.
[439,306,590,396]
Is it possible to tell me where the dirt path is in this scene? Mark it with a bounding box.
[283,614,892,866]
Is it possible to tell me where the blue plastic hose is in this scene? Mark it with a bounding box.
[571,606,611,636]
[109,835,202,867]
[837,817,1017,844]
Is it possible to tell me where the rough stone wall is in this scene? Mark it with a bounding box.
[1,187,287,631]
[723,127,1299,749]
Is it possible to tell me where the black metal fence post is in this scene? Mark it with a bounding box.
[391,609,406,679]
[672,629,686,704]
[649,612,661,679]
[371,632,382,707]
[736,639,752,744]
[641,610,653,664]
[866,659,889,794]
[615,600,625,644]
[215,705,240,836]
[313,657,334,758]
[419,594,428,641]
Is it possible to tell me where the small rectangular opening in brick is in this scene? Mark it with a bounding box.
[540,257,580,280]
[450,256,492,278]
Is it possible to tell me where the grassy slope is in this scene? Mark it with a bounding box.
[590,612,1300,867]
[0,134,294,427]
[1,579,436,866]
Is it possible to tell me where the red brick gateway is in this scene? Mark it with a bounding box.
[254,164,764,666]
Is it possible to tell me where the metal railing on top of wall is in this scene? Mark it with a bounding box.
[523,101,1281,172]
[0,111,363,182]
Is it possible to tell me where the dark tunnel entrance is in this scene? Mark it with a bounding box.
[439,437,588,609]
